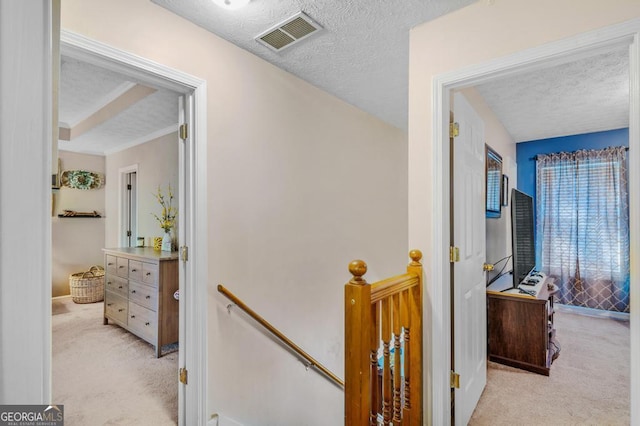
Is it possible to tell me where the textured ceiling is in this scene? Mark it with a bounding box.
[151,0,476,131]
[58,2,631,155]
[475,48,629,143]
[58,56,180,155]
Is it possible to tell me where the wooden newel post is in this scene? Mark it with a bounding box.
[345,260,372,425]
[405,249,423,426]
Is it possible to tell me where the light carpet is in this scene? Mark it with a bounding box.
[469,310,630,425]
[52,297,178,426]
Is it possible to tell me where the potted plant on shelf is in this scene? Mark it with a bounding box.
[152,185,177,252]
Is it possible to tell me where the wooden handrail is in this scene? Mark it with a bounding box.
[217,284,344,389]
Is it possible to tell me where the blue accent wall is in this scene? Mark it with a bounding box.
[516,128,629,205]
[515,128,629,265]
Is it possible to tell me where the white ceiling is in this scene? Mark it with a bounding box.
[475,47,629,143]
[58,1,630,154]
[58,56,180,155]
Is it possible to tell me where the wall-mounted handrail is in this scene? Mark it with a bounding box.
[217,284,344,389]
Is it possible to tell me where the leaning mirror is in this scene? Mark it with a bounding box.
[486,145,502,218]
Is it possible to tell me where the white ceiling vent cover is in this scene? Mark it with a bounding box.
[255,12,323,52]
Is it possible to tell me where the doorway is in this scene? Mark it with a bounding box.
[120,166,138,247]
[430,22,640,425]
[57,30,208,425]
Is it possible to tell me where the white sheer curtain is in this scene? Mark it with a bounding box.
[536,146,629,312]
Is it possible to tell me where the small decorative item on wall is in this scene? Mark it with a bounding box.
[60,170,104,190]
[501,174,509,207]
[58,209,101,218]
[152,184,177,252]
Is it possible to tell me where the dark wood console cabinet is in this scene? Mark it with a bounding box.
[487,276,559,376]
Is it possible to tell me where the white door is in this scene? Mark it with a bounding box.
[452,92,487,425]
[177,93,192,426]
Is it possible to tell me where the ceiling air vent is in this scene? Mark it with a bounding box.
[255,12,322,52]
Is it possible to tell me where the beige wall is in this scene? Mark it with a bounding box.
[409,0,640,421]
[52,151,106,296]
[61,1,408,424]
[104,133,179,249]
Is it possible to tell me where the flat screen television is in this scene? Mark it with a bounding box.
[511,188,536,288]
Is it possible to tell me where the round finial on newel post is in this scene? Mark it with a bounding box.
[349,260,367,284]
[409,249,423,266]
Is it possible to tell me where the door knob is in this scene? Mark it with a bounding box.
[483,263,494,272]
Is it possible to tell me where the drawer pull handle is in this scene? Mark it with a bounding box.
[119,265,125,268]
[107,303,113,306]
[107,262,114,266]
[146,295,151,299]
[107,281,112,285]
[131,315,136,319]
[131,268,137,272]
[118,285,123,289]
[118,308,124,312]
[146,272,151,276]
[131,290,136,294]
[145,322,150,326]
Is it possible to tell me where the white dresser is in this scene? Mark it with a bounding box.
[103,247,179,357]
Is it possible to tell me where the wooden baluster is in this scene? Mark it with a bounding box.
[370,301,380,426]
[407,250,423,426]
[381,297,391,425]
[345,260,372,425]
[392,293,402,423]
[400,288,412,423]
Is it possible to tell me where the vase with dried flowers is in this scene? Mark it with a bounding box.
[152,185,177,252]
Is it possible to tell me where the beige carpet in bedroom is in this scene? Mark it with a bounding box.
[470,309,630,425]
[52,297,178,426]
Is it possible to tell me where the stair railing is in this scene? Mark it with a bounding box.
[345,250,423,425]
[217,284,344,389]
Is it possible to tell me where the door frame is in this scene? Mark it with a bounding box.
[60,30,209,425]
[429,19,640,425]
[118,164,138,247]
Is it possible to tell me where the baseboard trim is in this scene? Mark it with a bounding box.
[556,303,630,321]
[52,295,72,301]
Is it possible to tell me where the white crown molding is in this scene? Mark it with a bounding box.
[103,124,179,155]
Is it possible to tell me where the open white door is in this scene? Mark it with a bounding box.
[452,92,487,425]
[177,94,191,426]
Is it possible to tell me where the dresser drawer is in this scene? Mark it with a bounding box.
[105,274,128,298]
[129,260,143,282]
[142,262,159,287]
[105,255,118,275]
[105,292,128,324]
[128,302,157,343]
[129,281,158,311]
[116,257,129,278]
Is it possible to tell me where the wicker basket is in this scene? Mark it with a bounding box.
[69,265,105,304]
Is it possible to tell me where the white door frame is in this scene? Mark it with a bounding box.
[429,19,640,425]
[60,30,209,425]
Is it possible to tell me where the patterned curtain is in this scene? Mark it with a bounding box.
[536,146,629,312]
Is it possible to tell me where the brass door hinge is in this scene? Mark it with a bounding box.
[179,367,188,385]
[179,123,188,140]
[449,122,459,138]
[449,246,460,263]
[180,246,188,262]
[450,370,460,389]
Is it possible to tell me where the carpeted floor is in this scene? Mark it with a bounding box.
[469,309,630,425]
[52,297,178,425]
